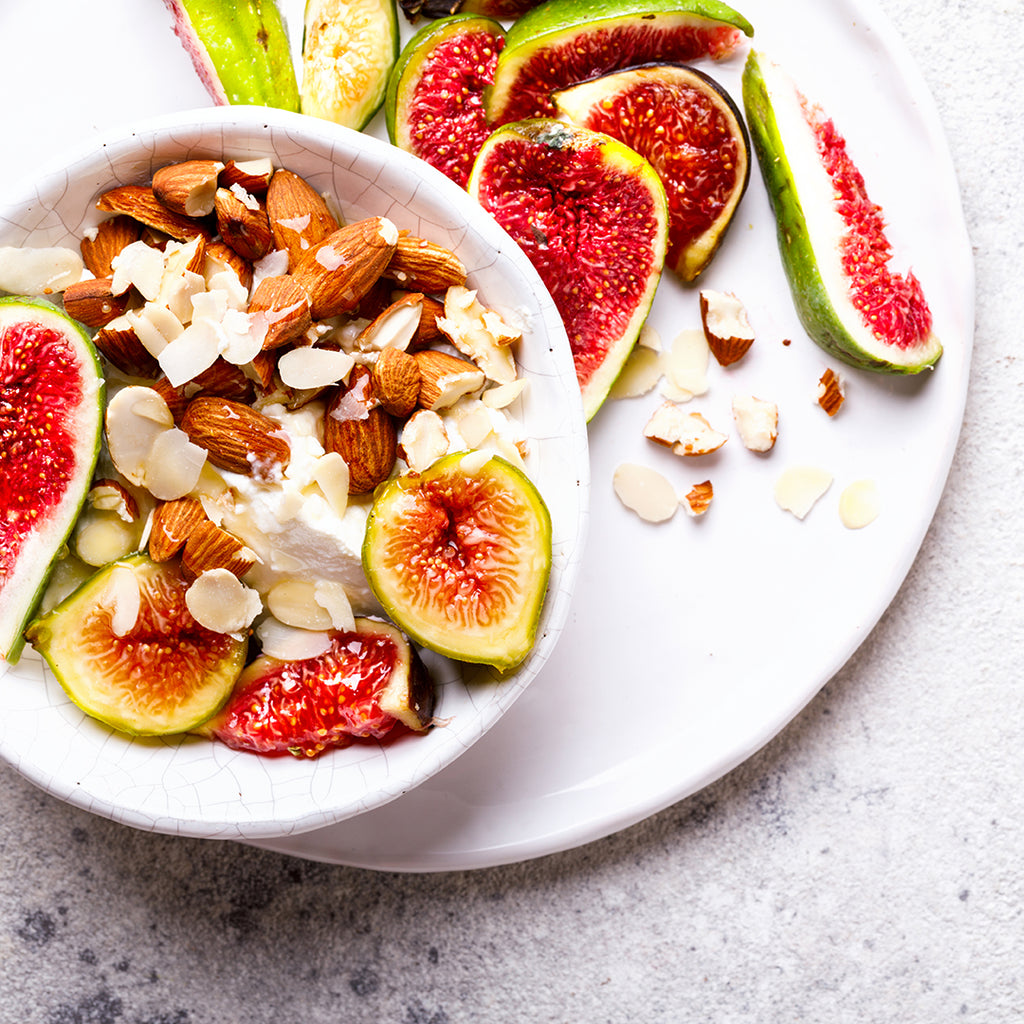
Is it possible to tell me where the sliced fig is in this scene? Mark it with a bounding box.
[484,0,754,126]
[25,554,247,736]
[301,0,399,130]
[385,14,506,188]
[741,51,942,373]
[0,298,104,663]
[468,118,668,420]
[200,618,435,758]
[362,452,552,672]
[162,0,300,110]
[398,0,541,21]
[554,63,750,281]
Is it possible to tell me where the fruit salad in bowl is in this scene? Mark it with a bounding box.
[0,106,588,839]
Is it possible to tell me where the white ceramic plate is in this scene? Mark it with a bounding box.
[0,108,589,838]
[247,0,974,868]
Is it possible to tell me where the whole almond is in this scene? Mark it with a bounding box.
[371,346,421,418]
[152,160,225,218]
[266,168,339,269]
[93,320,161,379]
[384,234,467,294]
[291,217,399,319]
[180,395,290,479]
[248,275,313,350]
[323,367,397,494]
[80,215,141,277]
[181,520,257,580]
[213,187,273,262]
[62,276,131,329]
[149,496,208,561]
[96,185,213,242]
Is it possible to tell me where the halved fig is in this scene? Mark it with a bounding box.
[0,298,104,663]
[362,452,552,672]
[484,0,754,126]
[25,554,247,736]
[199,618,435,758]
[742,51,942,373]
[385,13,506,188]
[554,63,751,281]
[468,118,668,420]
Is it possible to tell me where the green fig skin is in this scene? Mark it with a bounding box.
[164,0,300,111]
[741,51,942,374]
[0,298,104,665]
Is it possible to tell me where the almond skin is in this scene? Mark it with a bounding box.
[62,276,131,329]
[384,234,467,294]
[291,217,398,319]
[152,160,225,218]
[213,187,273,262]
[96,185,213,242]
[149,496,208,561]
[180,395,290,479]
[80,215,142,277]
[323,366,397,494]
[266,168,339,269]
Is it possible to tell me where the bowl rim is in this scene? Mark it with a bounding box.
[0,105,590,839]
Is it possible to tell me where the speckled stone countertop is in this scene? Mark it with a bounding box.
[0,1,1019,1021]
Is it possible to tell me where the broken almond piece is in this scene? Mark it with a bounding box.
[699,289,754,366]
[839,479,880,529]
[682,480,714,517]
[413,349,485,410]
[731,395,778,452]
[81,215,142,278]
[96,184,213,242]
[436,285,518,384]
[816,367,846,416]
[152,160,225,218]
[644,403,728,457]
[774,466,833,519]
[356,293,424,353]
[220,158,274,195]
[399,409,449,472]
[612,463,678,523]
[87,480,139,523]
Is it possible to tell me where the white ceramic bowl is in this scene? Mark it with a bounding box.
[0,106,589,840]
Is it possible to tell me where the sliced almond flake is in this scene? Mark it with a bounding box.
[105,386,174,485]
[459,449,493,475]
[143,427,207,501]
[613,463,678,523]
[610,346,663,399]
[206,268,250,310]
[268,579,335,631]
[110,240,165,300]
[775,466,833,519]
[104,563,141,638]
[0,245,84,295]
[219,308,267,365]
[637,322,662,351]
[158,318,221,386]
[455,401,494,449]
[400,410,449,472]
[494,435,527,472]
[75,513,138,568]
[256,616,333,661]
[311,452,350,519]
[663,327,710,396]
[159,268,207,324]
[252,248,290,290]
[186,569,262,635]
[126,303,185,358]
[278,346,355,389]
[481,378,528,409]
[314,580,355,632]
[839,479,880,529]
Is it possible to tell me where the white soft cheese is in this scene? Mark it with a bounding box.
[219,401,380,613]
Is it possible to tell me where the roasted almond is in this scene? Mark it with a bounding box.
[371,346,421,418]
[413,349,486,410]
[699,289,755,367]
[180,395,290,479]
[181,520,258,580]
[80,215,142,277]
[291,216,399,319]
[384,234,467,294]
[62,276,132,329]
[88,479,140,523]
[96,184,213,242]
[220,158,274,195]
[213,187,273,262]
[265,168,339,269]
[204,239,253,291]
[149,496,208,561]
[816,367,845,417]
[323,366,398,494]
[152,160,225,218]
[248,274,313,350]
[93,318,161,378]
[408,294,446,350]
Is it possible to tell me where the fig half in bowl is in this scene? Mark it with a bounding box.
[0,106,589,841]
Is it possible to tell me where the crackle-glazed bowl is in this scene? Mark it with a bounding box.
[0,106,589,840]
